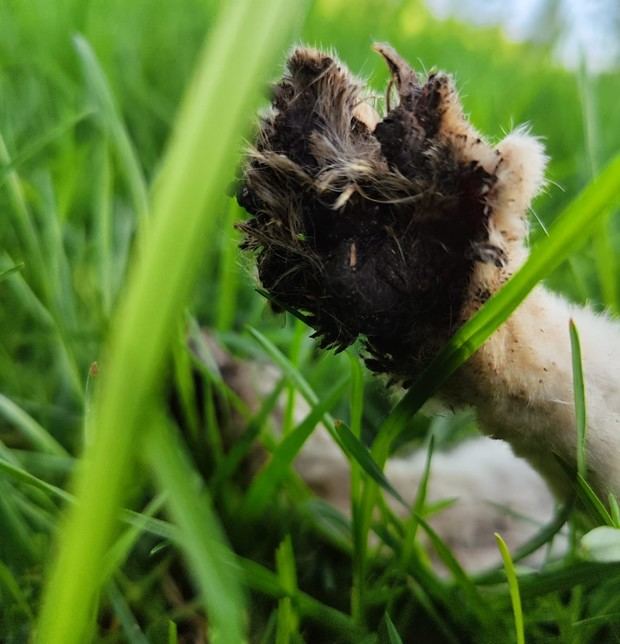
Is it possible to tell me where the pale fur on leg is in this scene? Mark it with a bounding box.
[435,98,620,499]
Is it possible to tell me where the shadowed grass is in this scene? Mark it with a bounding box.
[144,415,245,643]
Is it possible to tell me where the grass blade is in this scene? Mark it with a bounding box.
[144,414,246,644]
[405,577,460,644]
[0,394,67,457]
[275,534,300,644]
[0,263,23,282]
[475,501,573,584]
[381,612,404,644]
[36,2,308,641]
[0,130,46,294]
[242,376,349,516]
[415,515,486,621]
[401,434,435,566]
[247,325,403,504]
[610,494,620,529]
[495,533,525,644]
[349,354,366,625]
[210,375,287,492]
[575,473,614,526]
[569,320,587,479]
[519,561,620,599]
[101,494,168,584]
[215,199,243,331]
[0,559,33,619]
[73,35,149,223]
[334,421,405,506]
[238,556,363,638]
[106,581,150,644]
[0,458,72,504]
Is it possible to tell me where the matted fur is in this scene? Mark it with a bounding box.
[237,44,620,501]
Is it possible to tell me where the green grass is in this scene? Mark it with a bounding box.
[495,533,525,644]
[0,0,620,642]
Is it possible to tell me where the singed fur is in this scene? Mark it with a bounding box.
[237,44,620,511]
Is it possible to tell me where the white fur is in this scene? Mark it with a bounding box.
[445,117,620,499]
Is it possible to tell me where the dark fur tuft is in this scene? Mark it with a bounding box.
[237,45,498,382]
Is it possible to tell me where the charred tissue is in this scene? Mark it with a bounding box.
[236,44,505,383]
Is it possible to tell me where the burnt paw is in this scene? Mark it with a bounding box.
[237,44,519,382]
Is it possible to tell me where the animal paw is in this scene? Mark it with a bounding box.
[237,44,547,382]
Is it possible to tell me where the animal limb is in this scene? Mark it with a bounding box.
[237,44,620,500]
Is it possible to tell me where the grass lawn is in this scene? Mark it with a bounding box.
[1,1,620,642]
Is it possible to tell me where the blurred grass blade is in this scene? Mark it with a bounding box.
[572,612,620,630]
[475,502,573,584]
[401,434,434,565]
[594,210,618,313]
[0,263,23,282]
[275,535,299,644]
[381,612,404,644]
[0,110,92,185]
[0,394,67,457]
[242,376,349,516]
[101,494,168,583]
[210,376,287,492]
[577,58,618,313]
[415,515,486,620]
[0,458,72,504]
[36,2,308,642]
[216,199,243,331]
[569,320,587,479]
[106,581,150,644]
[495,533,525,644]
[380,152,620,453]
[144,414,245,644]
[247,325,403,503]
[348,353,366,625]
[405,577,460,644]
[238,556,362,638]
[519,561,620,599]
[334,421,406,507]
[0,480,39,563]
[73,35,149,223]
[0,559,33,619]
[94,142,114,316]
[0,455,210,546]
[1,252,54,327]
[610,494,620,529]
[0,253,84,400]
[0,131,46,292]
